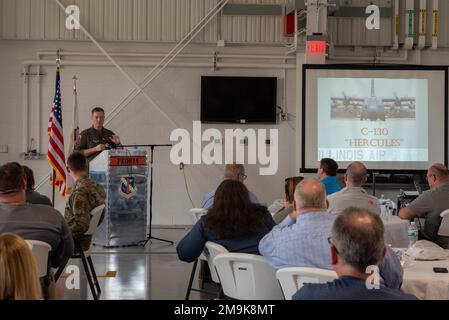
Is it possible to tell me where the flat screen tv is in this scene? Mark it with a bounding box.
[201,76,277,123]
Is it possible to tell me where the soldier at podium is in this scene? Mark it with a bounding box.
[74,107,122,162]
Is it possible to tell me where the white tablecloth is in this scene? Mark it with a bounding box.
[383,216,410,248]
[401,256,449,300]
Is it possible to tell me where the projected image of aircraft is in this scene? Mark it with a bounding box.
[331,92,364,110]
[330,80,416,121]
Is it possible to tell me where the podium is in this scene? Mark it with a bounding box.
[89,149,148,247]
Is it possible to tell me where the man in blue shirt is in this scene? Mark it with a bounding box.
[200,163,259,209]
[293,207,417,300]
[318,158,341,196]
[259,178,403,289]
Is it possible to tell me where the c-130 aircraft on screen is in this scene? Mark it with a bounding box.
[330,79,416,121]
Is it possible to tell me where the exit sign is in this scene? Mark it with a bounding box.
[306,40,327,55]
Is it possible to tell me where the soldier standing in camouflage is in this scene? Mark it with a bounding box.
[74,107,122,162]
[65,152,106,252]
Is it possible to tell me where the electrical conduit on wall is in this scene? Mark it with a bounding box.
[417,0,427,49]
[404,0,415,50]
[431,0,439,50]
[392,0,400,50]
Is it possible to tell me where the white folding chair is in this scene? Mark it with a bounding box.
[188,208,207,224]
[185,241,228,300]
[438,209,449,237]
[55,204,105,300]
[276,267,338,300]
[26,240,52,299]
[213,253,284,300]
[204,242,228,284]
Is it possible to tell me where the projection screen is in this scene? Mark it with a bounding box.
[301,65,448,173]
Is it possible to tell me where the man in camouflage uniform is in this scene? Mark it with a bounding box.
[74,107,122,162]
[65,152,106,252]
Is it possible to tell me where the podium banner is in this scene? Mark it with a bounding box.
[90,149,148,247]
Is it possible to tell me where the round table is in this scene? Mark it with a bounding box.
[383,216,410,248]
[399,251,449,300]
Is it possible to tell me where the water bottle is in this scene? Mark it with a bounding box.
[407,222,418,247]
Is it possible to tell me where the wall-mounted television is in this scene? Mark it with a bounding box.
[201,76,277,124]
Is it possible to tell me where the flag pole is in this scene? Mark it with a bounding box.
[52,170,56,207]
[51,50,61,208]
[65,74,78,195]
[73,75,78,95]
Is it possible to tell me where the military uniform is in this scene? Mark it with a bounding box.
[64,176,106,252]
[74,126,119,162]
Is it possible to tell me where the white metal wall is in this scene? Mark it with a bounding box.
[0,0,290,44]
[328,0,449,48]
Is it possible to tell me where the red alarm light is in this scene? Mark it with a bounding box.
[307,40,327,55]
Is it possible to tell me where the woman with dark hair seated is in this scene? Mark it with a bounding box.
[22,166,52,206]
[177,179,276,262]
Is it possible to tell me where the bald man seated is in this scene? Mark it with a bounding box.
[327,162,381,216]
[200,163,259,209]
[259,178,403,289]
[399,163,449,248]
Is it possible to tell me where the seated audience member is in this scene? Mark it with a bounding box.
[272,176,304,224]
[0,162,73,268]
[318,158,341,196]
[22,165,52,206]
[328,162,381,216]
[65,152,106,252]
[0,233,42,300]
[201,163,259,209]
[259,178,403,289]
[177,179,276,262]
[294,207,417,300]
[399,163,449,248]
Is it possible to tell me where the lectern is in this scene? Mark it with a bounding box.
[89,149,148,247]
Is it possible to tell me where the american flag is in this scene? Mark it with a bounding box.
[47,65,67,197]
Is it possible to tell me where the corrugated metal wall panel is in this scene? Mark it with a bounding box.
[16,0,31,39]
[2,0,16,39]
[30,0,45,39]
[176,0,189,41]
[0,0,2,38]
[203,0,217,43]
[118,0,133,41]
[103,0,118,41]
[74,0,90,41]
[439,0,449,47]
[58,0,79,40]
[44,0,60,39]
[89,0,104,40]
[190,0,203,42]
[0,0,287,44]
[0,0,446,49]
[329,0,393,46]
[222,0,288,43]
[161,0,176,41]
[260,15,276,43]
[133,0,147,41]
[336,18,353,46]
[148,0,162,41]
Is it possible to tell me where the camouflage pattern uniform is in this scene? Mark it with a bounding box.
[74,126,119,162]
[64,176,106,251]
